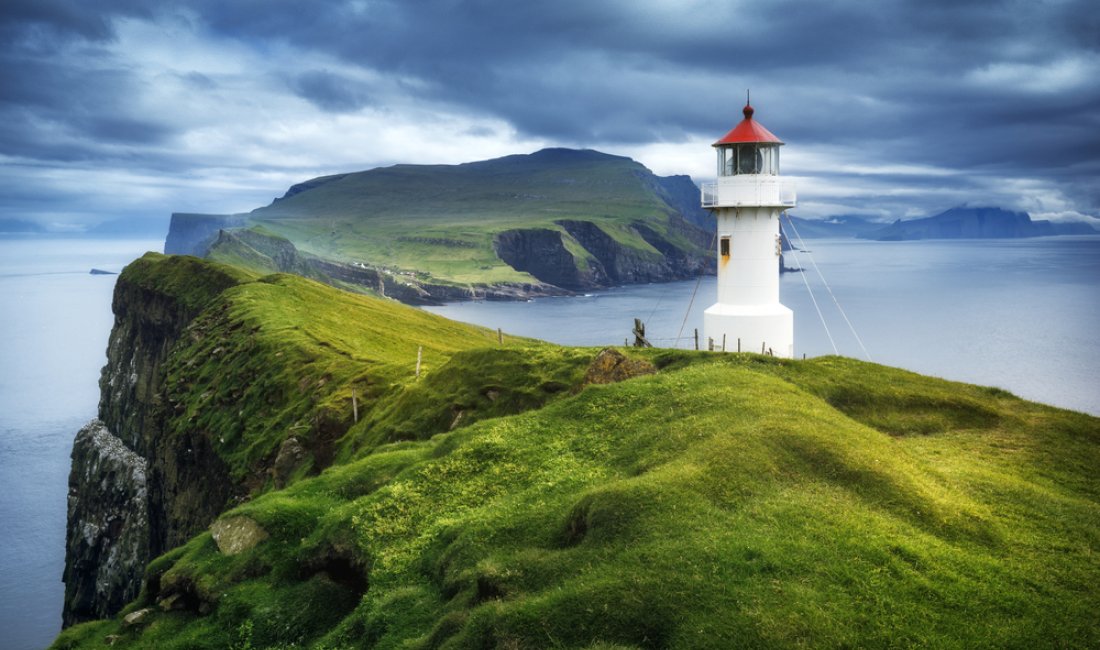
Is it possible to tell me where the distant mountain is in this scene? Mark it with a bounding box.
[166,148,716,303]
[858,207,1096,241]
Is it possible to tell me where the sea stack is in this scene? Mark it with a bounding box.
[701,101,797,357]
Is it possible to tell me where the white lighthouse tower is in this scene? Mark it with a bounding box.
[701,101,797,357]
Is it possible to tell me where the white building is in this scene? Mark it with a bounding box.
[701,103,797,357]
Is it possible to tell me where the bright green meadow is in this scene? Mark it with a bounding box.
[52,254,1099,649]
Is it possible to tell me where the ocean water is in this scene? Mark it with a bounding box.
[427,236,1100,416]
[0,235,1097,649]
[0,238,161,650]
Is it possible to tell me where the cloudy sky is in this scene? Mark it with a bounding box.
[2,0,1098,230]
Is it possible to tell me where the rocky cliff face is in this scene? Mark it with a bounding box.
[493,219,712,290]
[163,213,248,256]
[63,421,148,626]
[63,256,247,626]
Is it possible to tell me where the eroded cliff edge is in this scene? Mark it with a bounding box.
[63,256,250,625]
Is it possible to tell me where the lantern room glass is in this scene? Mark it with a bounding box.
[717,144,780,177]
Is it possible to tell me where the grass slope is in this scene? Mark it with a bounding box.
[52,257,1100,648]
[244,149,692,284]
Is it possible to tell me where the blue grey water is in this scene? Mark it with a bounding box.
[426,236,1100,417]
[0,238,161,650]
[0,235,1097,649]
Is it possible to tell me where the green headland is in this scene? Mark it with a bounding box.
[164,149,713,302]
[55,253,1100,649]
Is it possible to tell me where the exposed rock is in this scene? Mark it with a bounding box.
[494,219,711,292]
[583,348,657,385]
[494,228,602,290]
[210,516,269,556]
[63,420,149,626]
[121,607,153,628]
[272,436,307,489]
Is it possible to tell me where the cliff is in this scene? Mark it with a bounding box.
[163,213,248,256]
[62,253,531,626]
[63,255,253,625]
[57,254,1100,649]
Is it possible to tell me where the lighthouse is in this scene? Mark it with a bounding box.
[701,101,797,357]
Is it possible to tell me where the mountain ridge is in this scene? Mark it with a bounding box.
[858,206,1096,240]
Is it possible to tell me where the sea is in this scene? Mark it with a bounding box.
[0,234,1097,649]
[425,236,1100,417]
[0,238,162,650]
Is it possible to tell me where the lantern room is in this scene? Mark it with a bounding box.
[714,104,783,177]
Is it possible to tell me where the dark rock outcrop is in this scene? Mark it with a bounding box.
[493,228,604,290]
[494,220,712,291]
[63,421,149,626]
[582,348,657,385]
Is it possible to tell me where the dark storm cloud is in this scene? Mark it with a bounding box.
[289,70,374,112]
[0,0,1097,226]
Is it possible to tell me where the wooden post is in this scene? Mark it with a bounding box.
[352,389,359,423]
[708,337,714,352]
[694,328,699,351]
[803,353,806,360]
[416,345,423,379]
[738,338,741,353]
[632,318,653,348]
[497,328,503,345]
[722,334,727,352]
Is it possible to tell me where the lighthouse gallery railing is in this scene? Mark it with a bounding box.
[701,177,797,208]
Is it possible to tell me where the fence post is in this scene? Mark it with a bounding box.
[694,329,699,351]
[762,342,766,354]
[416,345,423,379]
[497,328,503,345]
[722,334,727,352]
[738,338,741,353]
[352,389,359,423]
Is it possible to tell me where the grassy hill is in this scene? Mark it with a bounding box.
[168,149,713,300]
[53,255,1100,649]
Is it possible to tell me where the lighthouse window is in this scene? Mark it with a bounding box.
[738,145,761,174]
[720,236,730,257]
[760,147,776,175]
[719,147,735,176]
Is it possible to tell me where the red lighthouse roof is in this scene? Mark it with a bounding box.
[713,104,783,146]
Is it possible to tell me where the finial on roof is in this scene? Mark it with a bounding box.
[743,89,754,119]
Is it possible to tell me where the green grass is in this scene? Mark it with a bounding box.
[156,264,540,485]
[52,262,1100,650]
